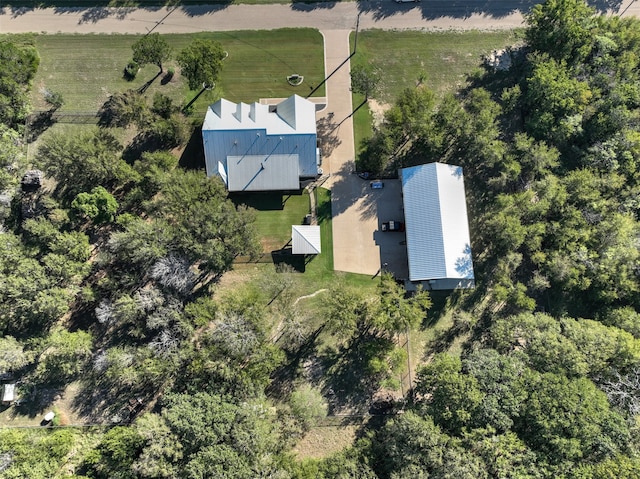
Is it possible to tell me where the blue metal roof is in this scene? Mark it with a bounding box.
[400,163,474,283]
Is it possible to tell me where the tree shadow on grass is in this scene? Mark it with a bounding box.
[123,132,164,163]
[26,110,57,143]
[320,334,385,414]
[11,381,66,419]
[267,325,325,401]
[229,191,292,211]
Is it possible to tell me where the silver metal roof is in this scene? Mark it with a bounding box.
[226,154,300,192]
[203,95,317,135]
[292,225,321,255]
[400,162,474,283]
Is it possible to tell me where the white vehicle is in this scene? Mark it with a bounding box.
[396,0,420,3]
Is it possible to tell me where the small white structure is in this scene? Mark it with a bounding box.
[1,384,15,405]
[292,225,321,255]
[202,95,321,192]
[400,162,475,290]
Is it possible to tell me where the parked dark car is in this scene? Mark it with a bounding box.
[381,220,405,232]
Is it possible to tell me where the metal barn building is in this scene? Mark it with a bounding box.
[400,162,475,290]
[202,95,321,192]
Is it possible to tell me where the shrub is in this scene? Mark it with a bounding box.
[290,384,328,430]
[124,60,139,80]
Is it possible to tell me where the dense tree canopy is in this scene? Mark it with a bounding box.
[0,39,39,128]
[4,1,640,478]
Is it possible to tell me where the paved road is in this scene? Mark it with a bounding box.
[2,1,638,275]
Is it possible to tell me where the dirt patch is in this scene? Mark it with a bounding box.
[368,99,391,128]
[293,425,359,459]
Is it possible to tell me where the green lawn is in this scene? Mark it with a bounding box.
[350,29,522,103]
[28,29,324,115]
[352,92,373,157]
[233,190,311,253]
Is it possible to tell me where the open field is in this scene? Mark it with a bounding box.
[351,29,522,102]
[26,29,324,115]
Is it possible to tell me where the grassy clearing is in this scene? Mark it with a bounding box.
[233,190,311,252]
[293,425,359,460]
[28,29,324,115]
[350,29,522,103]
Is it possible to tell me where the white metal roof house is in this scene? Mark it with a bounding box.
[202,95,321,192]
[400,162,475,290]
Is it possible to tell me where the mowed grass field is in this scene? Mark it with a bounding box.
[351,29,522,102]
[29,29,325,114]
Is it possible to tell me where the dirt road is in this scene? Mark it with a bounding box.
[2,1,637,35]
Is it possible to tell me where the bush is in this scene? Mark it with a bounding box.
[152,93,175,119]
[124,60,139,80]
[43,89,64,110]
[290,384,328,431]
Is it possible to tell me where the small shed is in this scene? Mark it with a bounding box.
[292,225,321,255]
[2,384,15,405]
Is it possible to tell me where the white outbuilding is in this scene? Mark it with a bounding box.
[292,225,321,255]
[400,162,475,290]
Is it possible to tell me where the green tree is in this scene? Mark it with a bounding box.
[373,273,431,336]
[463,349,528,432]
[147,170,260,279]
[0,429,77,479]
[415,354,484,434]
[132,413,182,479]
[0,336,28,373]
[0,40,39,127]
[83,426,144,479]
[36,128,135,197]
[519,372,630,464]
[160,392,283,476]
[524,54,592,143]
[131,33,172,73]
[72,186,119,224]
[34,327,93,382]
[0,233,74,335]
[289,384,328,431]
[98,90,148,128]
[526,0,595,63]
[0,125,23,190]
[177,39,226,109]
